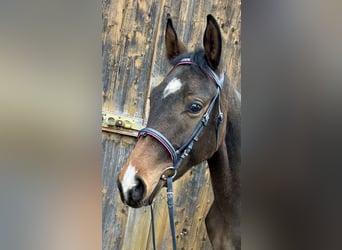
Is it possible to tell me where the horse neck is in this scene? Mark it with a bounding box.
[208,142,232,204]
[208,82,241,211]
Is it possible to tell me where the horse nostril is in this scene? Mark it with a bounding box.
[117,175,147,207]
[130,177,146,202]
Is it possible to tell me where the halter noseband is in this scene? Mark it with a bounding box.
[138,57,224,250]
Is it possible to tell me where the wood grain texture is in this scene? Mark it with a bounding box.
[102,0,240,249]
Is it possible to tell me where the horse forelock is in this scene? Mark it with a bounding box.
[171,50,208,72]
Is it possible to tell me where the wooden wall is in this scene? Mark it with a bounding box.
[102,0,240,249]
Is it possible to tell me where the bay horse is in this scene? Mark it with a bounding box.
[118,14,240,250]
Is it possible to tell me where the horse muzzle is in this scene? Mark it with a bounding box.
[117,174,147,208]
[117,164,177,208]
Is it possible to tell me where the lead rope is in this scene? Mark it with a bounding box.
[167,177,177,250]
[149,177,177,250]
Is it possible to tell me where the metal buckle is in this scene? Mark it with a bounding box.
[161,167,177,181]
[202,113,210,126]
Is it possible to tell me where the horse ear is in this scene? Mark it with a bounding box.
[165,14,187,61]
[203,15,222,69]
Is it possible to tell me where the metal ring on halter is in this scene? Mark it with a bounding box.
[160,167,177,181]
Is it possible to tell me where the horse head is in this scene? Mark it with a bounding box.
[118,15,228,208]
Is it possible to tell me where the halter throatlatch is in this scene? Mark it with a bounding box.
[138,57,224,250]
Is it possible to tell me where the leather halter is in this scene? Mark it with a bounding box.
[138,57,224,250]
[138,58,224,168]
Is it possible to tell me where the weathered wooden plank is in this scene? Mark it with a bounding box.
[102,0,163,119]
[212,0,241,89]
[102,133,136,250]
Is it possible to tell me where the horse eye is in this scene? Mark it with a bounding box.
[188,103,203,113]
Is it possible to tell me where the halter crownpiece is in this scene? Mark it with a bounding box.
[176,58,224,89]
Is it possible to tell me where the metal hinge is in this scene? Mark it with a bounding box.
[102,112,144,137]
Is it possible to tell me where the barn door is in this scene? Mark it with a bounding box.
[102,1,240,249]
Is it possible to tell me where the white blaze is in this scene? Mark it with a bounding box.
[163,78,183,98]
[121,162,138,200]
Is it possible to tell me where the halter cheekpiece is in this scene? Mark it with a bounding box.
[138,57,224,250]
